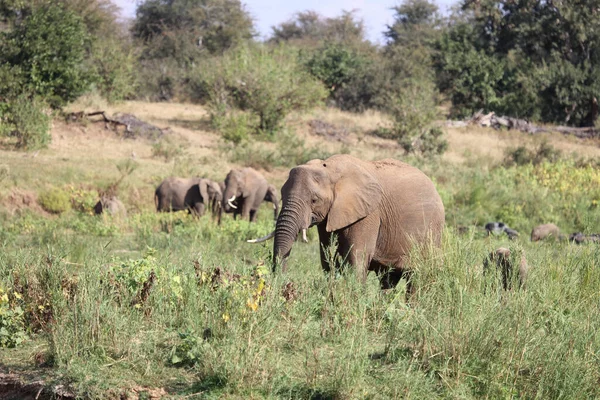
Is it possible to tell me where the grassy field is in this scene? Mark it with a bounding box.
[1,101,600,399]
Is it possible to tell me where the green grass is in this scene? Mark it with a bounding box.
[1,205,600,398]
[2,130,600,398]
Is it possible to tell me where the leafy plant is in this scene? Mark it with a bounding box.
[0,286,27,348]
[38,187,71,214]
[199,45,327,136]
[0,3,91,107]
[0,95,51,149]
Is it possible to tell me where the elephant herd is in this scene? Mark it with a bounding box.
[154,167,279,225]
[96,154,592,295]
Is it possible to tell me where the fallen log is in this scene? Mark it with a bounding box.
[447,111,599,139]
[65,111,170,139]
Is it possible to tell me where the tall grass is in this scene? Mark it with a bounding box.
[1,203,600,398]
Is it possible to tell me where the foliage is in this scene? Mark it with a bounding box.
[375,71,447,157]
[38,187,72,214]
[199,45,327,136]
[0,94,51,149]
[66,186,99,214]
[87,38,138,102]
[212,112,255,145]
[436,0,600,126]
[504,141,562,167]
[0,3,91,107]
[0,286,27,348]
[133,0,255,63]
[223,130,335,170]
[304,43,367,99]
[270,10,366,46]
[151,136,186,162]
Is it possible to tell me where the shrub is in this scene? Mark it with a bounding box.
[504,141,562,166]
[1,95,51,150]
[151,136,186,162]
[213,112,256,145]
[198,45,327,136]
[87,38,137,102]
[0,286,27,348]
[38,188,72,214]
[0,3,92,107]
[380,77,447,157]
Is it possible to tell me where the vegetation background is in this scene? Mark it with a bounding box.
[1,0,600,398]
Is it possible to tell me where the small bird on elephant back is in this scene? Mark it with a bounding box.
[249,154,445,294]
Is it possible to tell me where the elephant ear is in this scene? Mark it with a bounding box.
[326,165,383,232]
[198,180,210,204]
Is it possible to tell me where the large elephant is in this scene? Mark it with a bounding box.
[155,177,216,217]
[256,154,445,290]
[221,168,276,222]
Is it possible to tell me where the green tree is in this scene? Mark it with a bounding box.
[0,3,91,107]
[436,0,600,126]
[200,45,327,136]
[270,10,366,46]
[133,0,255,62]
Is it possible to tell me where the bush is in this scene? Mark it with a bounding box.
[198,45,327,136]
[213,112,256,145]
[504,141,562,167]
[378,76,447,157]
[38,188,72,214]
[0,286,27,348]
[0,3,92,108]
[151,136,186,162]
[224,130,334,170]
[1,95,51,150]
[87,38,137,103]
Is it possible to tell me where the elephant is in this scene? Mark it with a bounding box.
[483,247,528,290]
[94,196,126,217]
[251,154,445,291]
[221,168,277,222]
[154,177,216,217]
[530,223,563,242]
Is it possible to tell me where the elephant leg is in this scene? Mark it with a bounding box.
[241,196,253,221]
[337,217,379,284]
[249,209,257,222]
[317,223,334,273]
[192,203,205,217]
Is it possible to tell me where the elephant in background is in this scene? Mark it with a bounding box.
[155,177,215,217]
[252,154,445,291]
[221,168,276,222]
[94,196,126,217]
[483,247,528,290]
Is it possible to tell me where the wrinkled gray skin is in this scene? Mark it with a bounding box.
[273,154,445,291]
[483,247,528,290]
[530,223,562,242]
[94,196,126,217]
[155,177,213,217]
[222,168,274,222]
[205,179,223,221]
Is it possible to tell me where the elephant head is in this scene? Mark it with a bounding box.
[273,156,383,271]
[222,169,245,213]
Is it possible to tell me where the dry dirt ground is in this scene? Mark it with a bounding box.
[2,100,600,213]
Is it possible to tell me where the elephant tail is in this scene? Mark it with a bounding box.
[154,191,159,211]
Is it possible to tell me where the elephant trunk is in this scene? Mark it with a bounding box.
[273,199,306,273]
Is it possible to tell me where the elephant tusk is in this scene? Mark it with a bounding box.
[227,195,237,209]
[301,228,308,243]
[247,231,275,243]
